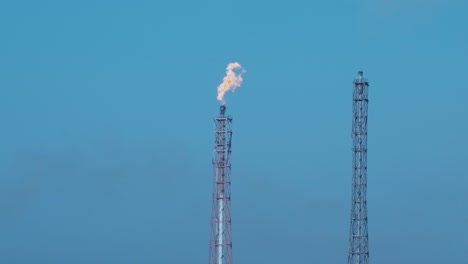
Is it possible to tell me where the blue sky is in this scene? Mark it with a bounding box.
[0,0,467,263]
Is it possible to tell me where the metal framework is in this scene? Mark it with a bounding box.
[348,71,370,264]
[208,105,233,264]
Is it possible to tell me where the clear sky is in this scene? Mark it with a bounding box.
[0,0,467,263]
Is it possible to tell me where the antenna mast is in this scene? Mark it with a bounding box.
[348,71,370,264]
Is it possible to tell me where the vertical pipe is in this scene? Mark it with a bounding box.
[360,75,363,263]
[218,195,224,264]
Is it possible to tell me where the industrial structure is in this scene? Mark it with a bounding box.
[348,71,370,264]
[208,105,233,264]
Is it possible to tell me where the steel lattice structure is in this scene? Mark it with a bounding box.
[348,71,370,264]
[208,105,233,264]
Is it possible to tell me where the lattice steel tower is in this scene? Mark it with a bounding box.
[348,71,370,264]
[208,105,233,264]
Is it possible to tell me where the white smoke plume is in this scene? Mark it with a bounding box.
[217,62,245,105]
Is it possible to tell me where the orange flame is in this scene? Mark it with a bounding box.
[217,62,245,105]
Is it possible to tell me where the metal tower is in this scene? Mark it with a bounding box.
[208,105,233,264]
[348,71,370,264]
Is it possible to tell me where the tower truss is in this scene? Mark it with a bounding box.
[208,105,233,264]
[348,71,370,264]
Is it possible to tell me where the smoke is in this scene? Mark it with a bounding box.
[217,62,245,105]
